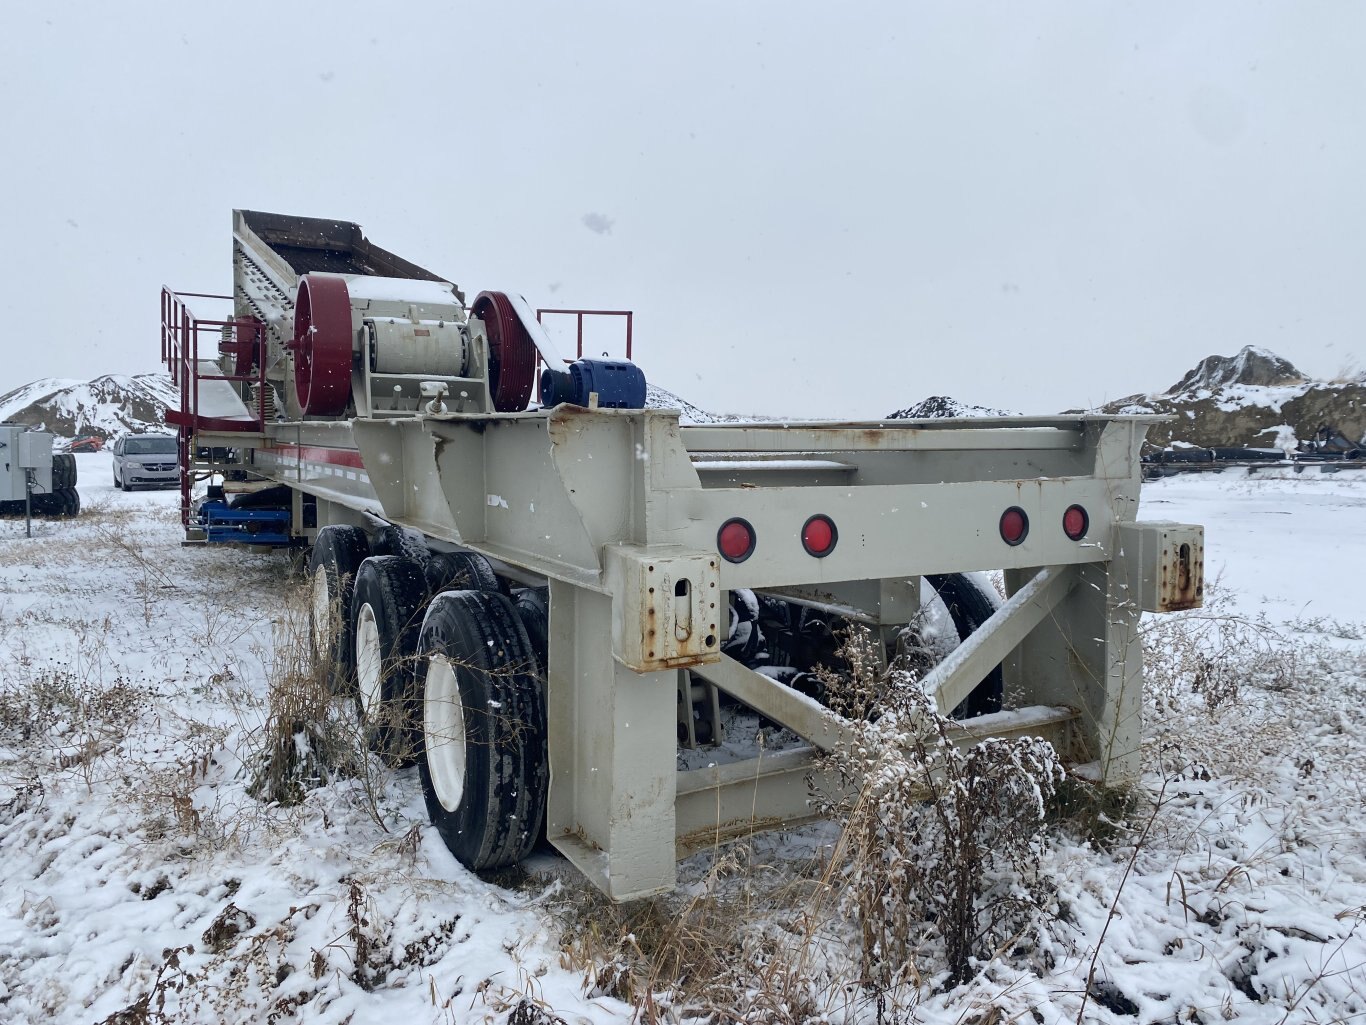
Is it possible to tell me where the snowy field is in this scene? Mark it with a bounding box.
[1,454,1364,1024]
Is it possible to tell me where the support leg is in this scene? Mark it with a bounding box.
[1004,560,1143,785]
[545,580,678,899]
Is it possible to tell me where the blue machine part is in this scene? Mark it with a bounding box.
[198,499,292,544]
[540,358,647,410]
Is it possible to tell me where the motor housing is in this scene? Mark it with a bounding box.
[541,358,647,410]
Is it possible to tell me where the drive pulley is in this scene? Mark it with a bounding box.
[471,290,537,412]
[290,273,354,417]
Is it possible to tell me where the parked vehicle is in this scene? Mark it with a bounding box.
[161,209,1204,900]
[111,433,178,491]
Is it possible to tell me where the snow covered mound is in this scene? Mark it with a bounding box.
[1085,346,1366,452]
[885,395,1015,419]
[1168,344,1305,393]
[0,373,176,440]
[646,383,764,423]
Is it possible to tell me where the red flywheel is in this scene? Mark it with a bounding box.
[472,290,536,412]
[292,273,353,416]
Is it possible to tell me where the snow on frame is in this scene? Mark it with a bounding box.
[0,455,1362,1023]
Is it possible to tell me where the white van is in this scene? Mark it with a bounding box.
[112,434,178,491]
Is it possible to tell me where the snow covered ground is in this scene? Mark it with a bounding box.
[1,456,1363,1023]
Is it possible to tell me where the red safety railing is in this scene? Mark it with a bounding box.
[533,308,634,403]
[535,308,633,360]
[160,287,268,527]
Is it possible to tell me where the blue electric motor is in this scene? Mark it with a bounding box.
[540,358,647,410]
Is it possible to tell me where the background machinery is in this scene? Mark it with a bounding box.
[161,210,1204,900]
[0,424,80,524]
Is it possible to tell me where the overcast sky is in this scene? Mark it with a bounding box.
[2,2,1362,417]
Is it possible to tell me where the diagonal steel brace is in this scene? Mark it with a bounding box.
[927,565,1080,715]
[691,655,856,753]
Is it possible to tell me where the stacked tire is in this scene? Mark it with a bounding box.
[2,454,80,518]
[48,488,81,517]
[52,454,76,490]
[45,453,80,516]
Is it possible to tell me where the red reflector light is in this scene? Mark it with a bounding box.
[999,507,1029,546]
[1062,505,1089,541]
[718,518,756,563]
[801,514,838,557]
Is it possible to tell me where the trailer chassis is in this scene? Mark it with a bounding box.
[192,405,1200,900]
[161,209,1202,900]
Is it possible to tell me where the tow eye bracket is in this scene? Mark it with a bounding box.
[604,545,722,672]
[1116,521,1205,612]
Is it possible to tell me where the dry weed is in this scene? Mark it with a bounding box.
[554,846,844,1023]
[1141,583,1299,715]
[815,626,1064,991]
[244,585,366,808]
[554,624,1067,1018]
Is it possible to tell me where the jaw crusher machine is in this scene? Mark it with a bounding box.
[162,210,1204,900]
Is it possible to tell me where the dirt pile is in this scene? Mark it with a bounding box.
[0,374,176,440]
[886,395,1014,419]
[1083,346,1365,450]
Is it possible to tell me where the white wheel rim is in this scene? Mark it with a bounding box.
[424,655,467,812]
[311,564,332,660]
[355,602,382,717]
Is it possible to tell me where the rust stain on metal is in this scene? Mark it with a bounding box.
[677,816,792,853]
[858,427,887,446]
[1157,536,1204,611]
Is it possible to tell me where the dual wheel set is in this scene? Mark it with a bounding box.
[306,524,1008,877]
[308,525,549,871]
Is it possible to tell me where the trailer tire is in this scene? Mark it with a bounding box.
[417,590,547,871]
[511,587,549,676]
[722,589,764,664]
[57,488,80,518]
[925,573,1004,718]
[375,524,430,565]
[352,556,427,765]
[309,525,371,691]
[52,454,76,490]
[425,550,500,597]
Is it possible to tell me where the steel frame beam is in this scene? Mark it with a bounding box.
[674,704,1081,857]
[925,564,1080,715]
[691,655,854,753]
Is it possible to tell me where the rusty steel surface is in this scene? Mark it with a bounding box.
[535,307,634,360]
[1156,528,1205,611]
[605,546,722,672]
